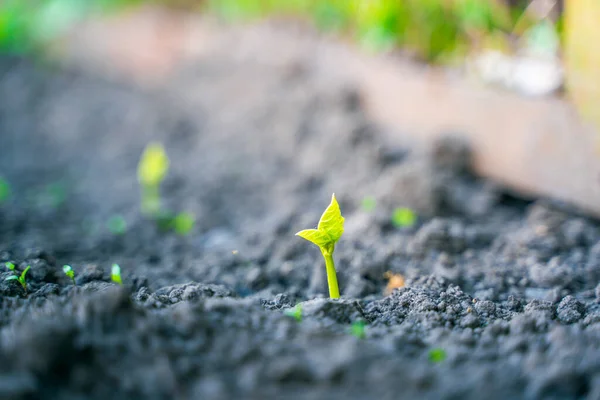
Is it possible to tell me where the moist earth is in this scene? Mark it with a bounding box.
[1,33,600,400]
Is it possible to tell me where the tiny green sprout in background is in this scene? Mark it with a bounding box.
[137,142,169,217]
[392,207,417,228]
[5,262,15,271]
[0,177,11,203]
[361,196,377,212]
[428,348,447,363]
[107,215,127,235]
[350,319,367,339]
[296,194,345,299]
[173,212,195,236]
[111,264,122,285]
[63,265,76,285]
[5,265,30,292]
[284,304,302,322]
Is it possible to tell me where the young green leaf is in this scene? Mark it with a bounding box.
[317,194,344,243]
[138,142,169,187]
[63,265,76,285]
[111,264,122,285]
[5,276,18,281]
[295,194,345,299]
[295,229,331,249]
[5,262,15,271]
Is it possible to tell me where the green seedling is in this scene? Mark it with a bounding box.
[392,207,416,228]
[296,194,345,299]
[350,319,367,339]
[173,212,195,236]
[361,196,377,212]
[5,262,15,271]
[428,348,447,363]
[63,265,76,285]
[111,264,122,285]
[5,265,30,291]
[284,304,302,322]
[0,177,10,203]
[137,142,169,217]
[107,215,127,235]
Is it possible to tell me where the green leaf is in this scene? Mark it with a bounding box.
[4,275,18,281]
[137,142,169,187]
[392,207,416,228]
[284,304,302,322]
[350,320,366,339]
[317,194,344,243]
[428,348,447,363]
[295,229,331,249]
[111,264,122,285]
[173,212,195,236]
[5,262,14,271]
[20,265,30,280]
[63,265,74,279]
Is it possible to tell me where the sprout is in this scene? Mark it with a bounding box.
[350,320,366,339]
[173,212,195,236]
[391,207,416,228]
[111,264,122,285]
[5,265,30,292]
[428,348,447,363]
[138,142,169,216]
[284,304,302,322]
[63,265,76,285]
[296,194,345,299]
[5,262,15,271]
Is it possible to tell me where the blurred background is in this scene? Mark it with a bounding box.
[1,0,599,214]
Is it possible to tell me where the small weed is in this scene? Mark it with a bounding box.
[391,207,416,228]
[428,348,447,363]
[350,319,366,339]
[5,265,30,292]
[284,304,302,322]
[111,263,122,285]
[63,265,76,285]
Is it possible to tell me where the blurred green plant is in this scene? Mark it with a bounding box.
[63,264,76,285]
[0,0,140,53]
[391,207,416,228]
[107,215,127,235]
[5,262,15,271]
[428,347,447,363]
[137,142,196,235]
[111,263,122,285]
[205,0,535,62]
[350,319,366,339]
[361,196,377,212]
[284,304,303,322]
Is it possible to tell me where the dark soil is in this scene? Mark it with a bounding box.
[1,27,600,399]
